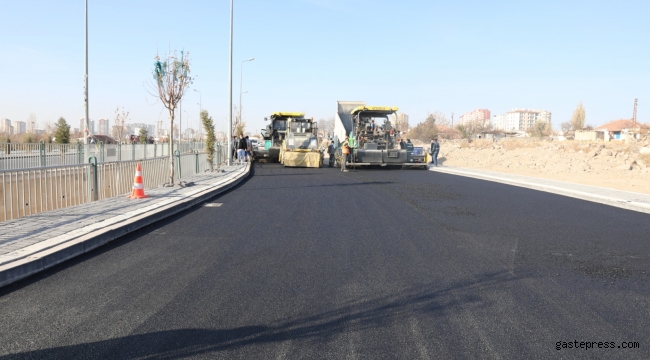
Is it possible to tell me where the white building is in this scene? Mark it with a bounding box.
[492,109,551,131]
[97,118,110,135]
[147,124,156,137]
[459,109,491,127]
[12,121,26,134]
[2,119,13,134]
[79,118,95,134]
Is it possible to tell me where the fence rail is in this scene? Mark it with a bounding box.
[0,141,205,171]
[1,143,230,222]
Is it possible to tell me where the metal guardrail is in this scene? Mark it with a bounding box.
[0,141,205,171]
[1,143,230,222]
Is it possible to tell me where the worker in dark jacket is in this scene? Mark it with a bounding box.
[430,138,440,166]
[237,135,247,164]
[327,141,336,167]
[399,139,406,149]
[405,139,414,153]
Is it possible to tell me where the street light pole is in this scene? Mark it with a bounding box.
[194,89,202,112]
[227,0,234,166]
[83,0,89,160]
[239,58,254,129]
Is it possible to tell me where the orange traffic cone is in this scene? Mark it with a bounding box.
[127,163,149,199]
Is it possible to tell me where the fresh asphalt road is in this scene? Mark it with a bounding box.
[0,163,649,359]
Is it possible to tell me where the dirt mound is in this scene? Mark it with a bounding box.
[431,138,650,194]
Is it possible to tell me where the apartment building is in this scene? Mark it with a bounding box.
[2,119,13,134]
[79,118,95,134]
[459,109,491,127]
[492,109,552,131]
[97,118,110,135]
[11,121,26,134]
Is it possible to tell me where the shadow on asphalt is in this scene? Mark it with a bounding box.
[0,271,517,359]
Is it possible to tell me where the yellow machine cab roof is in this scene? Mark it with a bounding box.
[271,112,305,118]
[351,106,398,115]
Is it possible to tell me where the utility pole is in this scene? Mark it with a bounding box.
[227,0,234,166]
[83,0,90,160]
[632,98,638,128]
[451,112,454,127]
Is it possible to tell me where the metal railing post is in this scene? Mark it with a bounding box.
[174,150,181,180]
[77,141,82,164]
[39,140,45,167]
[195,150,199,173]
[132,142,135,160]
[118,143,122,162]
[87,156,98,202]
[144,143,147,159]
[100,141,104,163]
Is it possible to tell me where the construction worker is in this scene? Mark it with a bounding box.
[406,139,414,153]
[430,138,440,166]
[327,141,335,167]
[341,136,350,172]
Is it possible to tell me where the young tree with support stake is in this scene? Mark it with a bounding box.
[200,110,216,172]
[150,50,193,185]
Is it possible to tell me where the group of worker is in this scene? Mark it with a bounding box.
[325,136,441,171]
[233,134,253,164]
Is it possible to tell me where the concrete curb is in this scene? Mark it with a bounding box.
[429,166,650,215]
[0,164,251,289]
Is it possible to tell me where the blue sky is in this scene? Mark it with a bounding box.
[1,0,649,134]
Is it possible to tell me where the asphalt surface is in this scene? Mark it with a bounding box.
[0,163,649,359]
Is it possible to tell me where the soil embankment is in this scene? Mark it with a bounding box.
[430,138,650,194]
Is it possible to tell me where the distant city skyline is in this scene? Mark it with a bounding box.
[1,0,648,135]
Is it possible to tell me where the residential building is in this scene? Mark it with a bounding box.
[492,109,552,131]
[12,121,26,134]
[79,118,95,134]
[27,120,36,134]
[459,109,491,127]
[27,113,37,133]
[130,123,148,136]
[97,118,109,135]
[2,118,13,134]
[595,119,650,141]
[147,125,156,137]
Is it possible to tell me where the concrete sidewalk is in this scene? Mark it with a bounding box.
[429,165,650,215]
[0,164,250,288]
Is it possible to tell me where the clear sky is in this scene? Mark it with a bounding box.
[1,0,649,135]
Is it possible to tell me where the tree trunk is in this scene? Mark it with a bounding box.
[169,108,175,185]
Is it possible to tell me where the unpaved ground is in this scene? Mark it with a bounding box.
[429,138,650,195]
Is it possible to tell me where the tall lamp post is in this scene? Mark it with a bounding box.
[83,0,90,161]
[194,89,202,142]
[239,58,254,129]
[227,0,234,165]
[194,89,202,112]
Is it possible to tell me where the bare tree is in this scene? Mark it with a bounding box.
[318,117,335,137]
[149,50,193,185]
[113,107,129,143]
[235,122,246,137]
[528,120,551,138]
[560,121,572,135]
